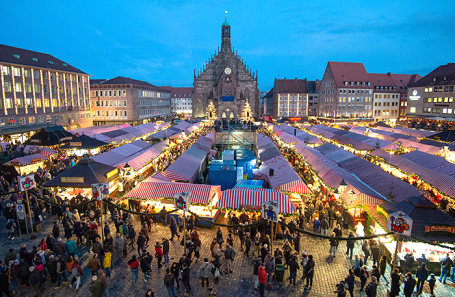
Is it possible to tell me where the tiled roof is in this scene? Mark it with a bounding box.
[0,44,86,74]
[274,78,308,93]
[170,87,193,98]
[390,74,422,89]
[327,61,369,88]
[91,76,161,88]
[369,73,398,90]
[408,63,455,87]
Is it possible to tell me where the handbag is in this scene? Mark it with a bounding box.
[214,268,221,277]
[38,215,43,222]
[218,238,224,244]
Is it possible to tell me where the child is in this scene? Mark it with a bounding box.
[428,273,436,297]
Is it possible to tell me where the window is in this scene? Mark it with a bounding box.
[26,98,33,108]
[5,98,13,109]
[54,115,58,122]
[8,118,16,126]
[410,107,416,113]
[4,81,12,92]
[43,85,49,93]
[122,90,126,96]
[36,99,42,108]
[2,66,10,76]
[44,98,50,107]
[52,85,56,93]
[46,115,51,122]
[104,100,107,106]
[18,117,25,125]
[109,100,112,106]
[13,67,21,76]
[108,90,112,96]
[25,83,32,93]
[113,101,117,107]
[33,70,39,78]
[28,116,35,124]
[123,100,127,107]
[15,82,22,92]
[113,90,117,96]
[37,116,44,123]
[24,69,30,78]
[34,84,40,93]
[52,99,57,107]
[104,91,108,97]
[124,110,127,117]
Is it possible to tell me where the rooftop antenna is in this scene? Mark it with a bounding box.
[225,10,228,21]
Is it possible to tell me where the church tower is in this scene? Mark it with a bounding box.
[221,17,231,52]
[192,15,260,119]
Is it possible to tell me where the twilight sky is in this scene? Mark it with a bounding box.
[2,0,454,91]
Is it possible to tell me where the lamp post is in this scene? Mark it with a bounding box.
[348,189,357,225]
[334,189,340,200]
[338,179,348,194]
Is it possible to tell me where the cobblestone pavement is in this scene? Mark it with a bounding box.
[1,209,455,297]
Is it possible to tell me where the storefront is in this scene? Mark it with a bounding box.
[43,157,120,200]
[60,134,109,157]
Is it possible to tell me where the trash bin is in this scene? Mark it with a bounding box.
[275,264,285,282]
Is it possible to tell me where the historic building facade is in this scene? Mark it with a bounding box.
[192,19,260,120]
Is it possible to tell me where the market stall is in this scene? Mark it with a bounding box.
[365,196,455,275]
[60,134,109,156]
[125,173,221,225]
[43,157,120,200]
[4,152,50,175]
[216,188,296,214]
[23,126,74,147]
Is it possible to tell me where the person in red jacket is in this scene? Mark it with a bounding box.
[70,260,83,293]
[155,242,164,268]
[258,263,268,297]
[128,255,139,283]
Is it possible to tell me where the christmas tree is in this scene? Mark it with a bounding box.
[240,100,254,123]
[206,101,217,120]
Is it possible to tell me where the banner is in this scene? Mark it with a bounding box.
[19,174,35,191]
[91,183,110,201]
[262,200,279,223]
[173,191,191,211]
[387,211,413,236]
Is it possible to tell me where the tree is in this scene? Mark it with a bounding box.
[240,99,254,123]
[206,101,217,121]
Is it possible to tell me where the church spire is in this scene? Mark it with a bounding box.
[221,11,231,52]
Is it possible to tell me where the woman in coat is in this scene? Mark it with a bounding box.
[403,272,416,297]
[154,242,164,268]
[389,268,401,297]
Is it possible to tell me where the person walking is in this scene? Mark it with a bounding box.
[114,233,124,263]
[216,227,223,249]
[65,237,77,259]
[29,266,42,297]
[258,263,267,297]
[87,254,101,276]
[155,242,164,268]
[103,250,112,278]
[127,225,136,250]
[329,234,338,258]
[253,258,261,290]
[288,255,299,288]
[181,263,191,296]
[365,276,378,297]
[128,255,139,284]
[415,262,429,294]
[164,268,176,297]
[224,243,236,274]
[244,233,251,258]
[169,217,179,241]
[346,232,355,259]
[137,233,146,257]
[162,238,170,265]
[140,255,151,283]
[54,255,68,289]
[199,258,211,288]
[320,216,328,239]
[345,269,355,297]
[362,241,371,265]
[359,266,369,292]
[70,260,83,293]
[439,254,452,284]
[403,272,416,297]
[264,254,275,288]
[304,255,315,291]
[313,217,320,235]
[89,275,103,297]
[390,268,400,297]
[170,262,180,290]
[379,255,390,285]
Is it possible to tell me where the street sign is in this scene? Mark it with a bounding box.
[91,183,110,201]
[18,174,35,191]
[387,211,413,237]
[16,203,25,220]
[17,192,23,202]
[174,191,191,211]
[262,200,279,223]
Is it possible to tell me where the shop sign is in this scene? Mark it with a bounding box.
[387,211,413,236]
[288,117,302,122]
[10,161,20,166]
[425,225,455,233]
[262,200,279,223]
[106,168,118,179]
[240,205,262,212]
[59,136,73,142]
[30,139,41,144]
[409,89,421,101]
[70,142,82,147]
[91,182,109,201]
[19,174,35,191]
[16,203,25,220]
[173,191,191,211]
[31,158,42,163]
[61,177,84,183]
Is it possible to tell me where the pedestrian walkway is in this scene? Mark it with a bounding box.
[1,209,454,297]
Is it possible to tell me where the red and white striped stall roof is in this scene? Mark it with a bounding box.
[125,181,221,205]
[216,188,296,214]
[39,147,57,157]
[278,180,311,194]
[144,172,171,182]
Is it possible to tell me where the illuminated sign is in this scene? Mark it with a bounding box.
[59,136,73,142]
[409,90,420,101]
[106,168,119,179]
[30,139,41,144]
[288,117,302,121]
[31,158,42,163]
[61,177,84,183]
[70,142,82,147]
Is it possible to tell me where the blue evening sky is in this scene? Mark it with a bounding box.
[1,0,454,91]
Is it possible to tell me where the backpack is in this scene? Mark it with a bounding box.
[71,267,79,277]
[119,225,123,235]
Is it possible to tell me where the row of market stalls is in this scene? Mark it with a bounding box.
[147,121,201,141]
[162,134,214,183]
[87,122,170,144]
[267,123,323,146]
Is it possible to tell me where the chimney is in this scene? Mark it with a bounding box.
[387,72,391,77]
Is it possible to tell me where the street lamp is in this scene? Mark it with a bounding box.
[348,189,356,203]
[338,179,348,194]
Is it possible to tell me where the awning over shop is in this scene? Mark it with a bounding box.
[125,178,221,205]
[24,126,73,147]
[216,188,296,214]
[60,134,109,150]
[43,158,119,188]
[5,152,48,166]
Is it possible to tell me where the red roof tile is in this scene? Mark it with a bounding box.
[327,61,370,88]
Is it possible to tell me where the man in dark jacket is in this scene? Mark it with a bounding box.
[17,259,30,287]
[404,252,415,273]
[346,232,355,259]
[89,275,103,297]
[52,222,60,238]
[439,254,452,284]
[288,256,299,287]
[92,237,104,263]
[365,277,378,297]
[304,255,315,290]
[362,241,371,265]
[54,238,66,257]
[164,268,175,297]
[162,238,170,265]
[46,235,55,251]
[127,225,136,249]
[4,249,16,264]
[181,263,191,296]
[29,267,42,297]
[345,269,355,297]
[46,255,58,283]
[403,272,416,297]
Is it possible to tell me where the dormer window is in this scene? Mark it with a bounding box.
[350,82,354,86]
[344,82,348,86]
[32,58,38,62]
[48,61,54,65]
[433,77,437,81]
[356,82,360,86]
[362,82,365,86]
[367,82,371,86]
[444,76,447,81]
[13,54,20,59]
[62,63,67,67]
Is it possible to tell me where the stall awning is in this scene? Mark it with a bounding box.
[5,152,48,166]
[216,188,296,214]
[60,134,108,150]
[125,180,221,205]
